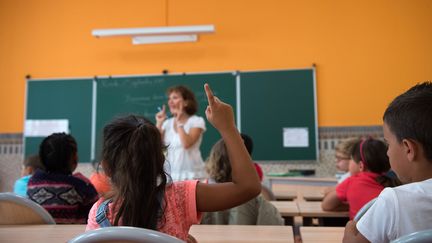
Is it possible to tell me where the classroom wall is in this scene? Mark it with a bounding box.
[1,0,431,133]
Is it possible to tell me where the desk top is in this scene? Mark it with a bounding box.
[272,184,325,201]
[268,177,337,187]
[300,226,345,243]
[297,201,349,217]
[301,190,324,201]
[270,201,300,217]
[0,224,86,243]
[189,225,294,243]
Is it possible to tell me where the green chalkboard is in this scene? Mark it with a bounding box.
[25,79,94,162]
[240,69,317,161]
[95,73,237,161]
[24,68,317,163]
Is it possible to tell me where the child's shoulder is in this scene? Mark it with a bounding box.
[392,178,432,192]
[165,180,199,201]
[73,172,92,183]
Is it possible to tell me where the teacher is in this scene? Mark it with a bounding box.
[155,85,207,181]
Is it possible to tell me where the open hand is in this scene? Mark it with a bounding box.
[204,83,235,132]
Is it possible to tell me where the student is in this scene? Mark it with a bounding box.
[322,138,400,220]
[13,154,45,197]
[27,133,99,224]
[89,161,111,196]
[201,137,284,225]
[86,84,261,241]
[155,85,207,181]
[343,82,432,243]
[241,133,264,182]
[335,137,361,183]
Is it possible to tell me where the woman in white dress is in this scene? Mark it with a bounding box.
[155,85,207,181]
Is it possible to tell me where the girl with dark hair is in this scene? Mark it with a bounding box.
[155,85,207,181]
[322,138,401,219]
[86,84,261,241]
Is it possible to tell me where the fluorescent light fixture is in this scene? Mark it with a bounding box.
[132,34,198,45]
[92,25,214,38]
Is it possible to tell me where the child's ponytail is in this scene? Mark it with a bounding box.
[102,115,168,229]
[352,138,401,188]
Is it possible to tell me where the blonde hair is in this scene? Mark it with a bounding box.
[205,139,232,183]
[335,137,361,156]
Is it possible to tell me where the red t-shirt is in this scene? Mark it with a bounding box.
[336,171,384,219]
[253,163,263,182]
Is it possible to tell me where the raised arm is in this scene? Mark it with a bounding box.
[195,84,261,212]
[155,105,167,134]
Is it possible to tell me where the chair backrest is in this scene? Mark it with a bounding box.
[68,226,185,243]
[391,229,432,243]
[354,197,377,222]
[0,192,55,225]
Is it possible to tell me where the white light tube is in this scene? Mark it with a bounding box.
[92,25,214,37]
[132,35,198,44]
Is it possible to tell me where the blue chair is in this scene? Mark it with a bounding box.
[391,229,432,243]
[0,192,55,224]
[354,198,377,222]
[68,226,185,243]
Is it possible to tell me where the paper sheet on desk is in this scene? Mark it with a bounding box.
[283,127,309,147]
[25,119,69,137]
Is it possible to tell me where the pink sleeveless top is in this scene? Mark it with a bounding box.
[86,180,202,241]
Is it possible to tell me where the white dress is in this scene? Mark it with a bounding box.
[162,115,207,181]
[357,178,432,243]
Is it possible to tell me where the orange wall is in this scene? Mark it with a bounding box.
[1,0,431,133]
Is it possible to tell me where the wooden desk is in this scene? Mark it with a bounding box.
[270,201,300,217]
[301,190,324,201]
[189,225,294,243]
[272,187,297,201]
[268,176,337,188]
[272,184,325,201]
[0,224,86,243]
[297,201,349,217]
[300,226,345,243]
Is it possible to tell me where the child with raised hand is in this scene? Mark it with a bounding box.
[86,84,261,241]
[343,82,432,243]
[322,138,401,220]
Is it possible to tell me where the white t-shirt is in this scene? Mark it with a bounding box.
[357,178,432,243]
[162,115,207,181]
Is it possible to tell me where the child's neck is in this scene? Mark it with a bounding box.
[411,159,432,182]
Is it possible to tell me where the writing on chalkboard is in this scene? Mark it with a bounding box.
[124,94,166,106]
[100,78,165,88]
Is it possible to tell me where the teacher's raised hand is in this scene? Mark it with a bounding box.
[155,104,166,129]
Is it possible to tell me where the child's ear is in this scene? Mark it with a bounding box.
[402,139,418,162]
[359,161,365,172]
